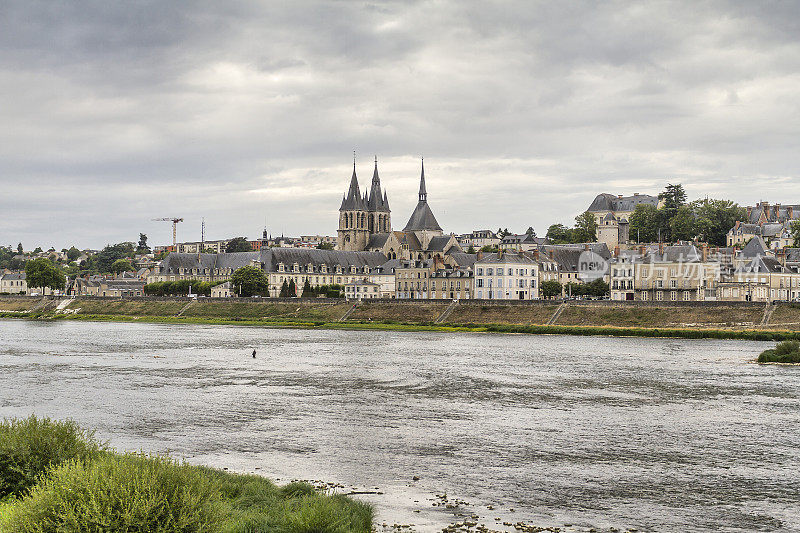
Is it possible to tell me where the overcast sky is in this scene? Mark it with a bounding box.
[1,1,798,250]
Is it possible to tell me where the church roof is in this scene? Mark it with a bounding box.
[340,163,367,211]
[367,158,390,212]
[403,160,442,232]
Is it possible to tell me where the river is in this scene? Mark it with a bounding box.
[1,320,798,532]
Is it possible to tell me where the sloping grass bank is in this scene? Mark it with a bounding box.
[0,416,372,533]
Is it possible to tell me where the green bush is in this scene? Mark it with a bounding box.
[1,453,225,532]
[758,340,800,363]
[0,416,106,499]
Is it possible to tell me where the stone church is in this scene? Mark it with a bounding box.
[337,158,461,261]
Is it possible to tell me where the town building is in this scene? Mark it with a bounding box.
[457,230,500,250]
[499,232,548,252]
[344,280,383,300]
[0,272,27,294]
[474,251,541,300]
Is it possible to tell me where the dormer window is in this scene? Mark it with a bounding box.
[293,263,300,272]
[308,263,314,272]
[278,263,285,272]
[321,265,328,273]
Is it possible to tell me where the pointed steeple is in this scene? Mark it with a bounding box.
[383,190,390,211]
[418,158,427,202]
[368,155,388,211]
[340,156,366,211]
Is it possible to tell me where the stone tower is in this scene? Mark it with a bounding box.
[337,157,392,251]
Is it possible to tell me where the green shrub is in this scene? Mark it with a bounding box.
[758,340,800,363]
[0,416,105,499]
[0,453,225,532]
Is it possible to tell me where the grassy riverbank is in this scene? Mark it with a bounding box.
[0,416,372,532]
[2,295,800,340]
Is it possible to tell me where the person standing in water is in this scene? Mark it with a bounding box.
[252,349,256,358]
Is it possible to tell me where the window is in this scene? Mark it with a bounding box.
[487,268,493,275]
[477,268,483,276]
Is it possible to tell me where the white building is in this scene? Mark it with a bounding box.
[474,251,540,300]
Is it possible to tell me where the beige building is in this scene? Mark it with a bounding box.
[344,280,383,300]
[0,272,27,294]
[610,245,720,302]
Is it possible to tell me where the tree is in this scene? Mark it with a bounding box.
[572,211,598,242]
[17,243,23,254]
[137,233,150,254]
[628,204,661,243]
[279,280,290,297]
[480,245,499,253]
[302,278,313,297]
[230,265,269,297]
[288,279,297,297]
[790,220,800,245]
[545,224,573,244]
[225,237,252,253]
[586,278,609,297]
[466,245,476,254]
[669,205,696,242]
[67,247,80,262]
[25,258,65,294]
[691,198,747,246]
[659,183,687,212]
[525,226,535,237]
[316,242,335,250]
[540,280,562,299]
[111,259,134,274]
[33,247,43,254]
[91,242,135,273]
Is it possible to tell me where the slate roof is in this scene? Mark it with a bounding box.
[403,162,443,232]
[372,259,403,274]
[588,193,659,213]
[736,256,785,274]
[475,252,537,265]
[641,245,702,263]
[260,247,387,273]
[159,252,261,274]
[340,164,367,211]
[427,235,455,252]
[1,272,26,281]
[740,237,769,258]
[366,233,391,249]
[447,252,478,268]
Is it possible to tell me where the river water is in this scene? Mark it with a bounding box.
[1,320,798,532]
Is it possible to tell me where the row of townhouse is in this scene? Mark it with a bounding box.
[148,244,614,301]
[609,239,800,302]
[68,276,145,297]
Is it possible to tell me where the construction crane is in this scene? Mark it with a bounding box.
[152,217,184,247]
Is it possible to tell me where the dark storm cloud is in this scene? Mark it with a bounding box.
[0,1,798,248]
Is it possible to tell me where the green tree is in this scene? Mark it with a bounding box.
[225,237,252,253]
[691,198,747,246]
[572,211,598,242]
[137,233,150,254]
[316,242,335,250]
[111,259,134,274]
[17,243,23,254]
[33,247,43,254]
[480,245,499,253]
[230,265,269,297]
[790,220,800,244]
[586,278,610,297]
[545,224,572,244]
[466,245,476,254]
[92,243,135,273]
[629,204,661,243]
[302,278,314,297]
[288,279,297,297]
[659,183,687,212]
[669,205,696,242]
[279,279,290,297]
[25,258,65,294]
[540,280,562,299]
[525,226,535,236]
[67,247,80,262]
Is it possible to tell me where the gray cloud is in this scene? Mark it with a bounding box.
[0,0,798,249]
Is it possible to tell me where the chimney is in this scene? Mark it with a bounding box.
[533,249,540,260]
[788,206,794,220]
[614,246,620,258]
[584,243,589,251]
[497,249,503,259]
[701,244,709,262]
[476,251,483,260]
[658,241,664,255]
[639,245,645,255]
[618,194,623,199]
[548,250,554,260]
[746,206,752,219]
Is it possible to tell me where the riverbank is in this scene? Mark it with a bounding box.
[2,295,800,341]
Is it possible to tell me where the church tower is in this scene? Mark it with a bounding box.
[403,159,443,248]
[337,160,370,251]
[366,156,391,234]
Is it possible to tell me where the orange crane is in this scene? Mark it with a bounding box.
[152,217,184,247]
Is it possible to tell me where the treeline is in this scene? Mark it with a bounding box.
[144,279,226,296]
[629,184,746,246]
[546,212,598,244]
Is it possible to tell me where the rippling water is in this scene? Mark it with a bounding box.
[1,320,798,532]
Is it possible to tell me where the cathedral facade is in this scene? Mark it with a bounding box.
[336,158,462,261]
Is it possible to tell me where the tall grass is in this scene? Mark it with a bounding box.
[0,416,373,532]
[0,415,106,499]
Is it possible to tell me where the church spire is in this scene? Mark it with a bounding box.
[367,155,388,211]
[418,158,427,202]
[340,154,366,211]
